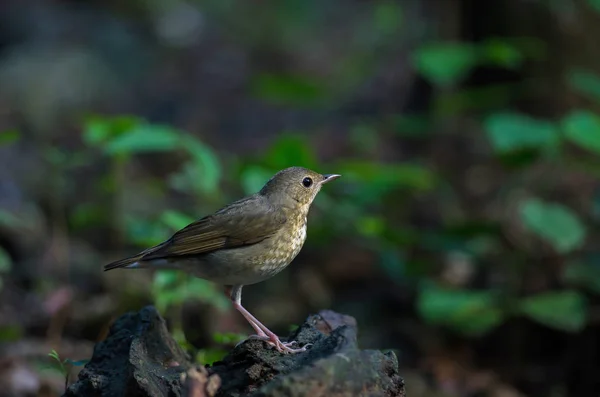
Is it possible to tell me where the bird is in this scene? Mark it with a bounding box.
[104,166,340,354]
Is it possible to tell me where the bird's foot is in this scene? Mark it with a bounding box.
[231,298,311,354]
[265,336,312,354]
[237,334,311,353]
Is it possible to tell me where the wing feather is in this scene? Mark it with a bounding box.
[139,194,286,261]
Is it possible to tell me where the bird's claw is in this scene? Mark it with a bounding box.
[236,334,308,353]
[266,339,312,354]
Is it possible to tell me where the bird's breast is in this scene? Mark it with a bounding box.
[259,220,307,271]
[174,214,308,286]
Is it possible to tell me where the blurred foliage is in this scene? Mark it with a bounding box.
[3,1,600,394]
[45,350,88,390]
[77,102,600,338]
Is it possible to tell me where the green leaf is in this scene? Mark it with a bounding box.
[338,161,436,191]
[356,216,386,238]
[567,69,600,103]
[153,270,181,290]
[265,134,318,170]
[104,125,181,155]
[240,166,274,195]
[251,74,326,106]
[152,271,229,313]
[0,130,20,146]
[588,0,600,13]
[124,218,166,247]
[520,199,586,253]
[484,112,559,153]
[519,290,587,332]
[417,283,504,336]
[196,348,229,365]
[413,43,477,87]
[83,115,143,146]
[561,110,600,154]
[64,359,89,367]
[481,39,523,69]
[178,135,222,195]
[70,203,108,230]
[160,210,195,231]
[48,350,61,362]
[211,332,247,344]
[83,119,112,146]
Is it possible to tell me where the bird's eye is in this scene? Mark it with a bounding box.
[302,177,313,187]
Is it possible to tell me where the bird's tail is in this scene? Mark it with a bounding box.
[103,254,143,271]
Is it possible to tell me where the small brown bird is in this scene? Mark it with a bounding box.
[104,166,340,353]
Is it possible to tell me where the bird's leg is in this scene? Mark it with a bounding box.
[229,285,310,354]
[223,286,268,339]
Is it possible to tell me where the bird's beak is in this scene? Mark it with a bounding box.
[321,174,341,184]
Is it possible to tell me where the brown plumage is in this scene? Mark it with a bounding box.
[104,166,340,353]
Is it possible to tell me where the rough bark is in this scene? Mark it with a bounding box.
[63,306,405,397]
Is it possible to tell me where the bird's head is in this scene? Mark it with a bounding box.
[260,166,340,209]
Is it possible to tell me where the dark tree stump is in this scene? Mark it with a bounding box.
[63,307,405,397]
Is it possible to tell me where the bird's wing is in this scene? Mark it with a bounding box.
[139,195,286,261]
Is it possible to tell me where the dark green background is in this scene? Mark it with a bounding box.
[0,1,599,396]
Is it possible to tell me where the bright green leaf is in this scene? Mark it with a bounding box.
[211,332,246,344]
[196,348,229,365]
[105,125,181,155]
[413,43,477,87]
[567,69,600,103]
[179,135,221,195]
[519,290,587,332]
[48,350,60,361]
[240,166,274,195]
[152,271,229,313]
[561,110,600,154]
[124,216,166,246]
[520,199,586,253]
[160,210,195,231]
[83,115,143,146]
[83,119,111,146]
[417,282,503,336]
[484,112,559,153]
[153,270,180,290]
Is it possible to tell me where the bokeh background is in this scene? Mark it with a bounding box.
[1,0,600,396]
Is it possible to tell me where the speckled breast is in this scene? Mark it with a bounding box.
[178,211,309,286]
